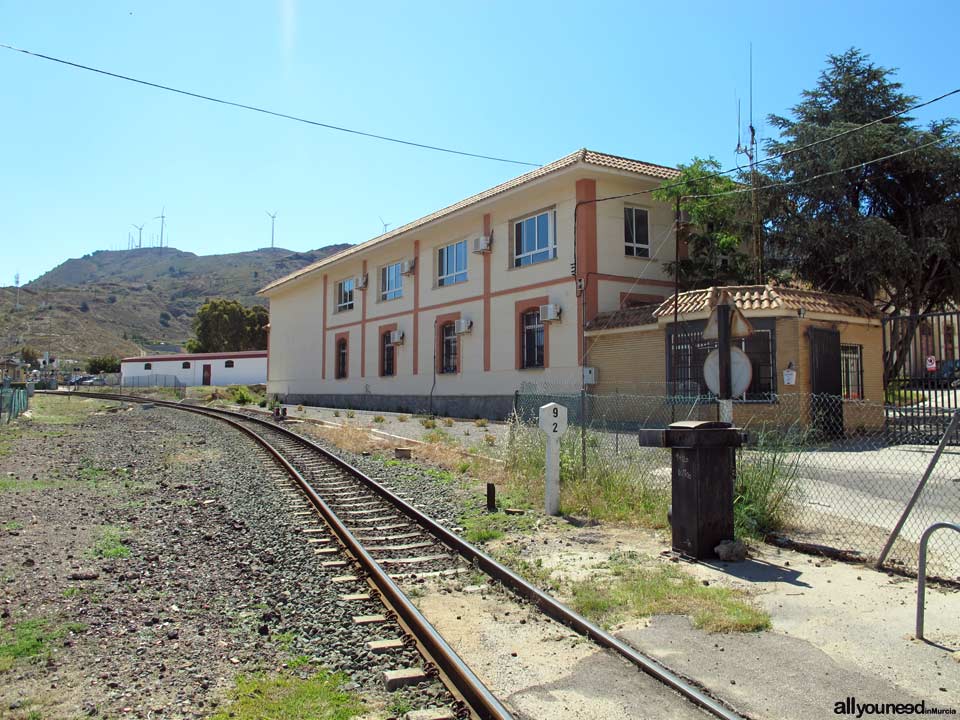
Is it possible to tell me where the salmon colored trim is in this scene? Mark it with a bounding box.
[576,179,598,324]
[515,295,550,370]
[413,240,420,376]
[592,273,676,288]
[620,292,665,308]
[334,331,350,380]
[434,311,462,375]
[321,274,328,379]
[378,322,398,377]
[360,260,368,378]
[326,276,575,333]
[482,213,492,372]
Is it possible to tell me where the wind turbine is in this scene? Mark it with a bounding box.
[266,211,278,248]
[131,223,145,248]
[155,207,166,248]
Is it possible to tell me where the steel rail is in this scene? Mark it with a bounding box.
[47,391,510,720]
[53,391,746,720]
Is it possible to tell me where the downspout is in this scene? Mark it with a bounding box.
[429,318,438,416]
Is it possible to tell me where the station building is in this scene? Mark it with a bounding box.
[259,149,682,416]
[120,350,267,388]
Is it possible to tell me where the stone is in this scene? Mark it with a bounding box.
[714,540,747,562]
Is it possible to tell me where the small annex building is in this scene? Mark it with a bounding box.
[120,350,267,388]
[584,285,884,434]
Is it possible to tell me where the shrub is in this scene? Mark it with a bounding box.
[443,418,454,427]
[423,429,453,444]
[333,410,340,417]
[734,426,805,539]
[397,414,409,423]
[420,418,437,429]
[474,418,489,428]
[373,415,385,423]
[484,434,496,446]
[346,409,355,419]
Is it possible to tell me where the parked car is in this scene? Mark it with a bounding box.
[932,359,960,388]
[80,376,106,386]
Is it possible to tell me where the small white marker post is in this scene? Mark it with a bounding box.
[538,402,567,516]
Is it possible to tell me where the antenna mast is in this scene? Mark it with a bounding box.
[735,44,764,284]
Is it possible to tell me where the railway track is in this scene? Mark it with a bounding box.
[47,390,746,720]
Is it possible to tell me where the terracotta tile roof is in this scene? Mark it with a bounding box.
[653,285,880,319]
[584,305,659,332]
[259,149,680,294]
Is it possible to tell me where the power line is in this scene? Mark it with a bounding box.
[576,86,960,209]
[683,134,957,200]
[0,43,542,168]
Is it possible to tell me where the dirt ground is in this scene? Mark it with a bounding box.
[481,524,959,719]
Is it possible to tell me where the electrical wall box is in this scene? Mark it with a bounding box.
[539,303,562,322]
[472,234,492,253]
[454,318,473,334]
[389,330,405,345]
[354,274,368,290]
[400,259,416,275]
[582,366,598,385]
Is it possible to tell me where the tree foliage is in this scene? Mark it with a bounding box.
[761,49,960,378]
[653,157,755,291]
[185,299,269,353]
[19,346,39,368]
[86,356,120,374]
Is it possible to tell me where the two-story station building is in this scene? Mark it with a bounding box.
[260,149,681,417]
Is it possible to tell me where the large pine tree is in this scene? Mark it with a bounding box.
[762,49,960,378]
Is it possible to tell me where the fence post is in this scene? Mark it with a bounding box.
[876,409,960,569]
[580,389,587,478]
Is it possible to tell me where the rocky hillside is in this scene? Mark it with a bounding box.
[2,244,347,361]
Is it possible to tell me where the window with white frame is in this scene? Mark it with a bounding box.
[841,344,864,400]
[513,210,556,267]
[336,278,354,311]
[438,240,468,286]
[380,262,403,301]
[624,206,650,257]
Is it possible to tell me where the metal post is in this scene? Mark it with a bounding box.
[915,522,960,640]
[876,410,960,568]
[717,303,733,423]
[580,388,587,478]
[486,482,496,513]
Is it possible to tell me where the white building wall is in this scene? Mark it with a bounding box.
[121,355,267,387]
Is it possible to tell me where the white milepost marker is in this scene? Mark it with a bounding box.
[538,402,567,516]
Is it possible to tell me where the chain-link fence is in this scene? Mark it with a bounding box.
[118,374,186,399]
[1,388,29,424]
[512,385,960,580]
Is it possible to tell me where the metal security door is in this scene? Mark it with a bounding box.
[809,327,843,438]
[202,364,212,385]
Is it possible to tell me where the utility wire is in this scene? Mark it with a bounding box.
[683,133,957,200]
[0,43,542,168]
[578,87,960,208]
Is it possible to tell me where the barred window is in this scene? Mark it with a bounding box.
[440,323,457,374]
[336,338,348,379]
[668,324,776,401]
[182,361,191,369]
[841,344,864,400]
[144,363,152,370]
[382,332,395,377]
[521,310,544,369]
[224,360,235,368]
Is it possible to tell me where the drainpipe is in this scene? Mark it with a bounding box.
[429,318,437,416]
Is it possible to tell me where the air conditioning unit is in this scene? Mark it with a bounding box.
[472,234,492,254]
[354,273,368,290]
[400,258,416,275]
[539,303,562,322]
[454,318,473,334]
[582,366,598,385]
[390,330,405,345]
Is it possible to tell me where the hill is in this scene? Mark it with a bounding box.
[2,244,348,361]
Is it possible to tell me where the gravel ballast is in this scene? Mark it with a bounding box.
[0,399,455,719]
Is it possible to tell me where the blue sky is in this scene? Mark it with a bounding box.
[2,0,958,284]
